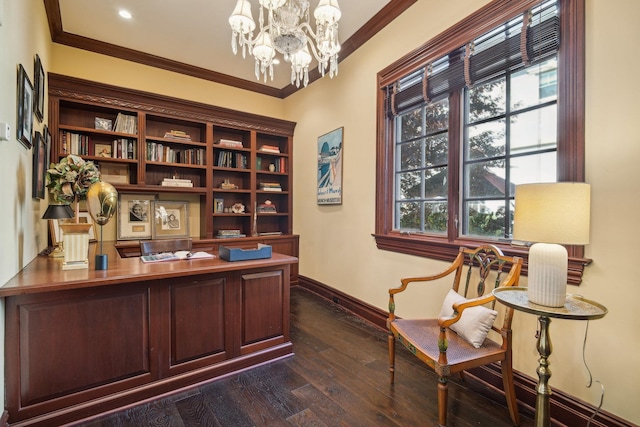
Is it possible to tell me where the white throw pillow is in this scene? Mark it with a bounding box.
[438,289,498,348]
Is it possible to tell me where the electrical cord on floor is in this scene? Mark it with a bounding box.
[582,319,605,427]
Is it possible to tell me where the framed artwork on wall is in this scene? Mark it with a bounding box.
[17,63,34,149]
[31,131,46,199]
[317,127,344,205]
[153,201,189,239]
[34,54,45,122]
[117,193,157,240]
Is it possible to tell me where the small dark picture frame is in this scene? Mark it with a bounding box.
[34,54,45,122]
[31,131,46,199]
[17,64,34,149]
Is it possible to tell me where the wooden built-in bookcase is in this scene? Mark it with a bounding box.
[48,74,298,267]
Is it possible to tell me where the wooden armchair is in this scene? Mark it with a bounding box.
[139,238,192,256]
[387,245,523,426]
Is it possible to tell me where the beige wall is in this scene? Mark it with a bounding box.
[285,0,640,424]
[1,0,638,424]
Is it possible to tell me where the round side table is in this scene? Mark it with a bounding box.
[493,287,607,427]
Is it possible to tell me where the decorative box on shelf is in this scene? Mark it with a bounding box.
[219,244,272,262]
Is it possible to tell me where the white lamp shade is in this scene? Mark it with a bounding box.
[229,0,256,33]
[314,0,341,25]
[514,182,591,307]
[252,31,276,61]
[513,182,590,245]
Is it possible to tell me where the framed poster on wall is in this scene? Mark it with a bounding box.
[317,127,343,205]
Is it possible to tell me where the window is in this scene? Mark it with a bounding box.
[375,0,587,284]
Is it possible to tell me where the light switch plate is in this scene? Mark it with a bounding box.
[0,122,10,141]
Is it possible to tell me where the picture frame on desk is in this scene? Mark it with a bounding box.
[17,63,34,149]
[50,212,97,246]
[153,201,189,239]
[117,193,156,240]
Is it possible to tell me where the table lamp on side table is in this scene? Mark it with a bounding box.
[513,182,591,307]
[86,181,118,270]
[42,204,75,257]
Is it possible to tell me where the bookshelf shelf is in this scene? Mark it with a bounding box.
[49,74,297,250]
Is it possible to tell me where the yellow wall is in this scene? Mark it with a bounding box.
[1,0,638,424]
[285,0,640,423]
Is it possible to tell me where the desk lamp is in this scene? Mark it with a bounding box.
[42,204,75,257]
[86,181,118,270]
[513,182,591,307]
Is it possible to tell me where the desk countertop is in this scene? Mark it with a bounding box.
[1,242,298,297]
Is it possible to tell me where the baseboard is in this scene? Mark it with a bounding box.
[297,276,633,427]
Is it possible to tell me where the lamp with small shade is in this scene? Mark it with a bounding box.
[513,182,591,307]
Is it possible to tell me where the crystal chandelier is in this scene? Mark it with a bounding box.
[229,0,342,87]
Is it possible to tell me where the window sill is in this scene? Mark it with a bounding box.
[372,232,591,285]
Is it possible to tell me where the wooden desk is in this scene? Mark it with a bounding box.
[2,243,297,426]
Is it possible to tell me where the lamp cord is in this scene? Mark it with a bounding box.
[582,319,605,426]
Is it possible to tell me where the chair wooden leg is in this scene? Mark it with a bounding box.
[437,377,448,426]
[388,332,396,384]
[501,357,521,426]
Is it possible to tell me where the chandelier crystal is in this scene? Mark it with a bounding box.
[229,0,341,87]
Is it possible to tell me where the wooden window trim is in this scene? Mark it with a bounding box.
[374,0,589,285]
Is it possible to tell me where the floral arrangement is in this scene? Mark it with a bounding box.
[46,154,101,205]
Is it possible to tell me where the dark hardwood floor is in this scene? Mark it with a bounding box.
[75,287,533,427]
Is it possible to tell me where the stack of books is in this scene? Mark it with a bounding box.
[215,138,243,148]
[216,229,246,239]
[259,182,283,192]
[161,177,193,187]
[164,130,192,141]
[258,144,280,153]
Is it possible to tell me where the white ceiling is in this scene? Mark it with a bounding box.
[57,0,392,91]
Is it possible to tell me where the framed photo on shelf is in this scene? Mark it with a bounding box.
[49,212,97,246]
[117,193,156,240]
[153,201,189,239]
[17,64,34,149]
[33,54,45,122]
[94,143,112,158]
[214,198,224,213]
[95,117,112,131]
[31,131,46,199]
[317,127,343,205]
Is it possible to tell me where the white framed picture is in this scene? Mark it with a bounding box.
[117,193,157,240]
[317,127,344,205]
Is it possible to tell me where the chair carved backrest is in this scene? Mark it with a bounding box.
[139,238,192,256]
[387,244,523,426]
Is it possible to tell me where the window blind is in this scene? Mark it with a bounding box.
[386,0,559,117]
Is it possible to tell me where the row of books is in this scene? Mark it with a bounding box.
[61,131,91,156]
[161,177,193,187]
[112,138,137,160]
[113,113,137,134]
[146,142,205,165]
[259,182,283,192]
[216,150,247,169]
[214,138,244,148]
[62,132,136,160]
[163,130,192,141]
